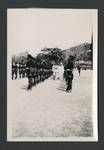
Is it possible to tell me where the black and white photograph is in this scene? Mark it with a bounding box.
[7,9,98,141]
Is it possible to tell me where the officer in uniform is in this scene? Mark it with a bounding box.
[13,62,18,79]
[64,69,73,92]
[12,62,15,80]
[77,64,81,76]
[19,63,22,78]
[64,55,74,92]
[26,55,34,89]
[22,63,26,78]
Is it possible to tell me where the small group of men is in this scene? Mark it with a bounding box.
[12,62,26,80]
[52,63,64,80]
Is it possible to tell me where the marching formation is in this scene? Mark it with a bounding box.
[12,62,26,80]
[26,54,53,89]
[12,53,82,92]
[12,54,53,90]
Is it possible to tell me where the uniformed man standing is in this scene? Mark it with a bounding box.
[13,62,18,79]
[12,62,15,80]
[64,55,74,92]
[26,55,34,90]
[64,69,73,92]
[77,64,81,76]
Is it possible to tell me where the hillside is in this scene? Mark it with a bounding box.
[12,43,92,65]
[62,43,92,62]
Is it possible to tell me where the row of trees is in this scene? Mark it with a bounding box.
[12,43,93,68]
[12,48,64,68]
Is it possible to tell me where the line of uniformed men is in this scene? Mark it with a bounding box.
[12,62,53,90]
[12,62,27,80]
[26,67,53,90]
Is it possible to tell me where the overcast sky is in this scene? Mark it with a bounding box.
[7,9,96,56]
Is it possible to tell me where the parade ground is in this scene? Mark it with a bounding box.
[9,69,93,138]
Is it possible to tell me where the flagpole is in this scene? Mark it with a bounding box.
[91,26,93,70]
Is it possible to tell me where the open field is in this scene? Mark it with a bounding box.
[8,70,93,138]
